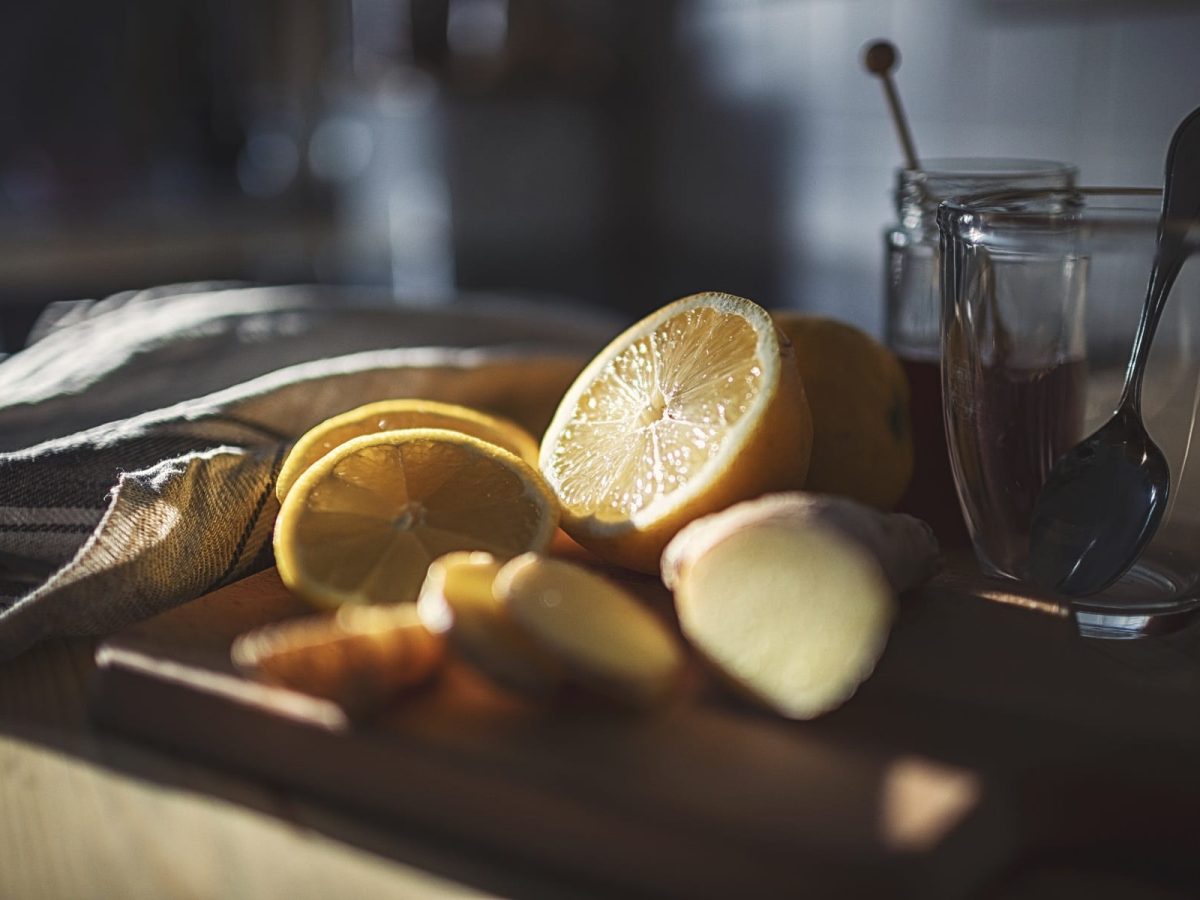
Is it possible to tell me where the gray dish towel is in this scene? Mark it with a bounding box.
[0,283,616,659]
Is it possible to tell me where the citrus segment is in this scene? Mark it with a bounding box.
[539,292,813,572]
[275,429,559,609]
[276,399,540,501]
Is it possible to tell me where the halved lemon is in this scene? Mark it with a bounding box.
[539,292,813,572]
[274,429,559,609]
[276,399,540,501]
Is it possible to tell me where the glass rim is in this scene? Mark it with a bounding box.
[898,157,1077,179]
[937,186,1200,235]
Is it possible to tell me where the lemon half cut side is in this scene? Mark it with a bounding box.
[539,292,813,572]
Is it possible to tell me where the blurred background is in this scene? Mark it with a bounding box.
[1,0,1198,353]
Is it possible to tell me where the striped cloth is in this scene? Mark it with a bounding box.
[0,283,614,659]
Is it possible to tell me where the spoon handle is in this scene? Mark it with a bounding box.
[1118,238,1188,415]
[1118,105,1200,416]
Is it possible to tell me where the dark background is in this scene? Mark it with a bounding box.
[1,0,1197,352]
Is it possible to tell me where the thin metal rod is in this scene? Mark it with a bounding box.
[863,40,920,171]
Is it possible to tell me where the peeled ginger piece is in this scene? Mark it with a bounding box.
[231,604,445,718]
[416,551,564,699]
[495,554,686,709]
[662,493,938,720]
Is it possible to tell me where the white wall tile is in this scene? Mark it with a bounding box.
[671,0,1200,334]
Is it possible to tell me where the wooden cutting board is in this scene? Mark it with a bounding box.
[88,550,1200,899]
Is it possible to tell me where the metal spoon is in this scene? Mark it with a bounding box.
[1028,105,1200,596]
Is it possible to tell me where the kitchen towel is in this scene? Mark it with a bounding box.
[0,283,615,659]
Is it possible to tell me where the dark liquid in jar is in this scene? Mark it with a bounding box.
[946,357,1088,573]
[896,357,971,547]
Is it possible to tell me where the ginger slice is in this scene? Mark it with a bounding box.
[494,554,685,709]
[231,604,444,718]
[416,552,563,699]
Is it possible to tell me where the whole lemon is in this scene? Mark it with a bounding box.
[773,312,912,510]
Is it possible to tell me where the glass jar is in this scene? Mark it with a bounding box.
[884,158,1077,547]
[939,187,1200,637]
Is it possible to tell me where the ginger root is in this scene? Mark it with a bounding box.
[662,493,938,719]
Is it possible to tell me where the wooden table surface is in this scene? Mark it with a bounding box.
[4,574,1200,900]
[0,637,603,900]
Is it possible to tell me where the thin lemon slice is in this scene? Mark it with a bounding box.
[275,429,559,609]
[539,292,813,572]
[276,399,540,501]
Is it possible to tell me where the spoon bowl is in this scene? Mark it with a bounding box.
[1027,410,1169,595]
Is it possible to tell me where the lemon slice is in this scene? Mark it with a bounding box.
[275,429,559,609]
[276,399,540,501]
[539,292,813,572]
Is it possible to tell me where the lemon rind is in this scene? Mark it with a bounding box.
[277,399,540,501]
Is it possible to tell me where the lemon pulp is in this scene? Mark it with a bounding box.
[546,305,763,523]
